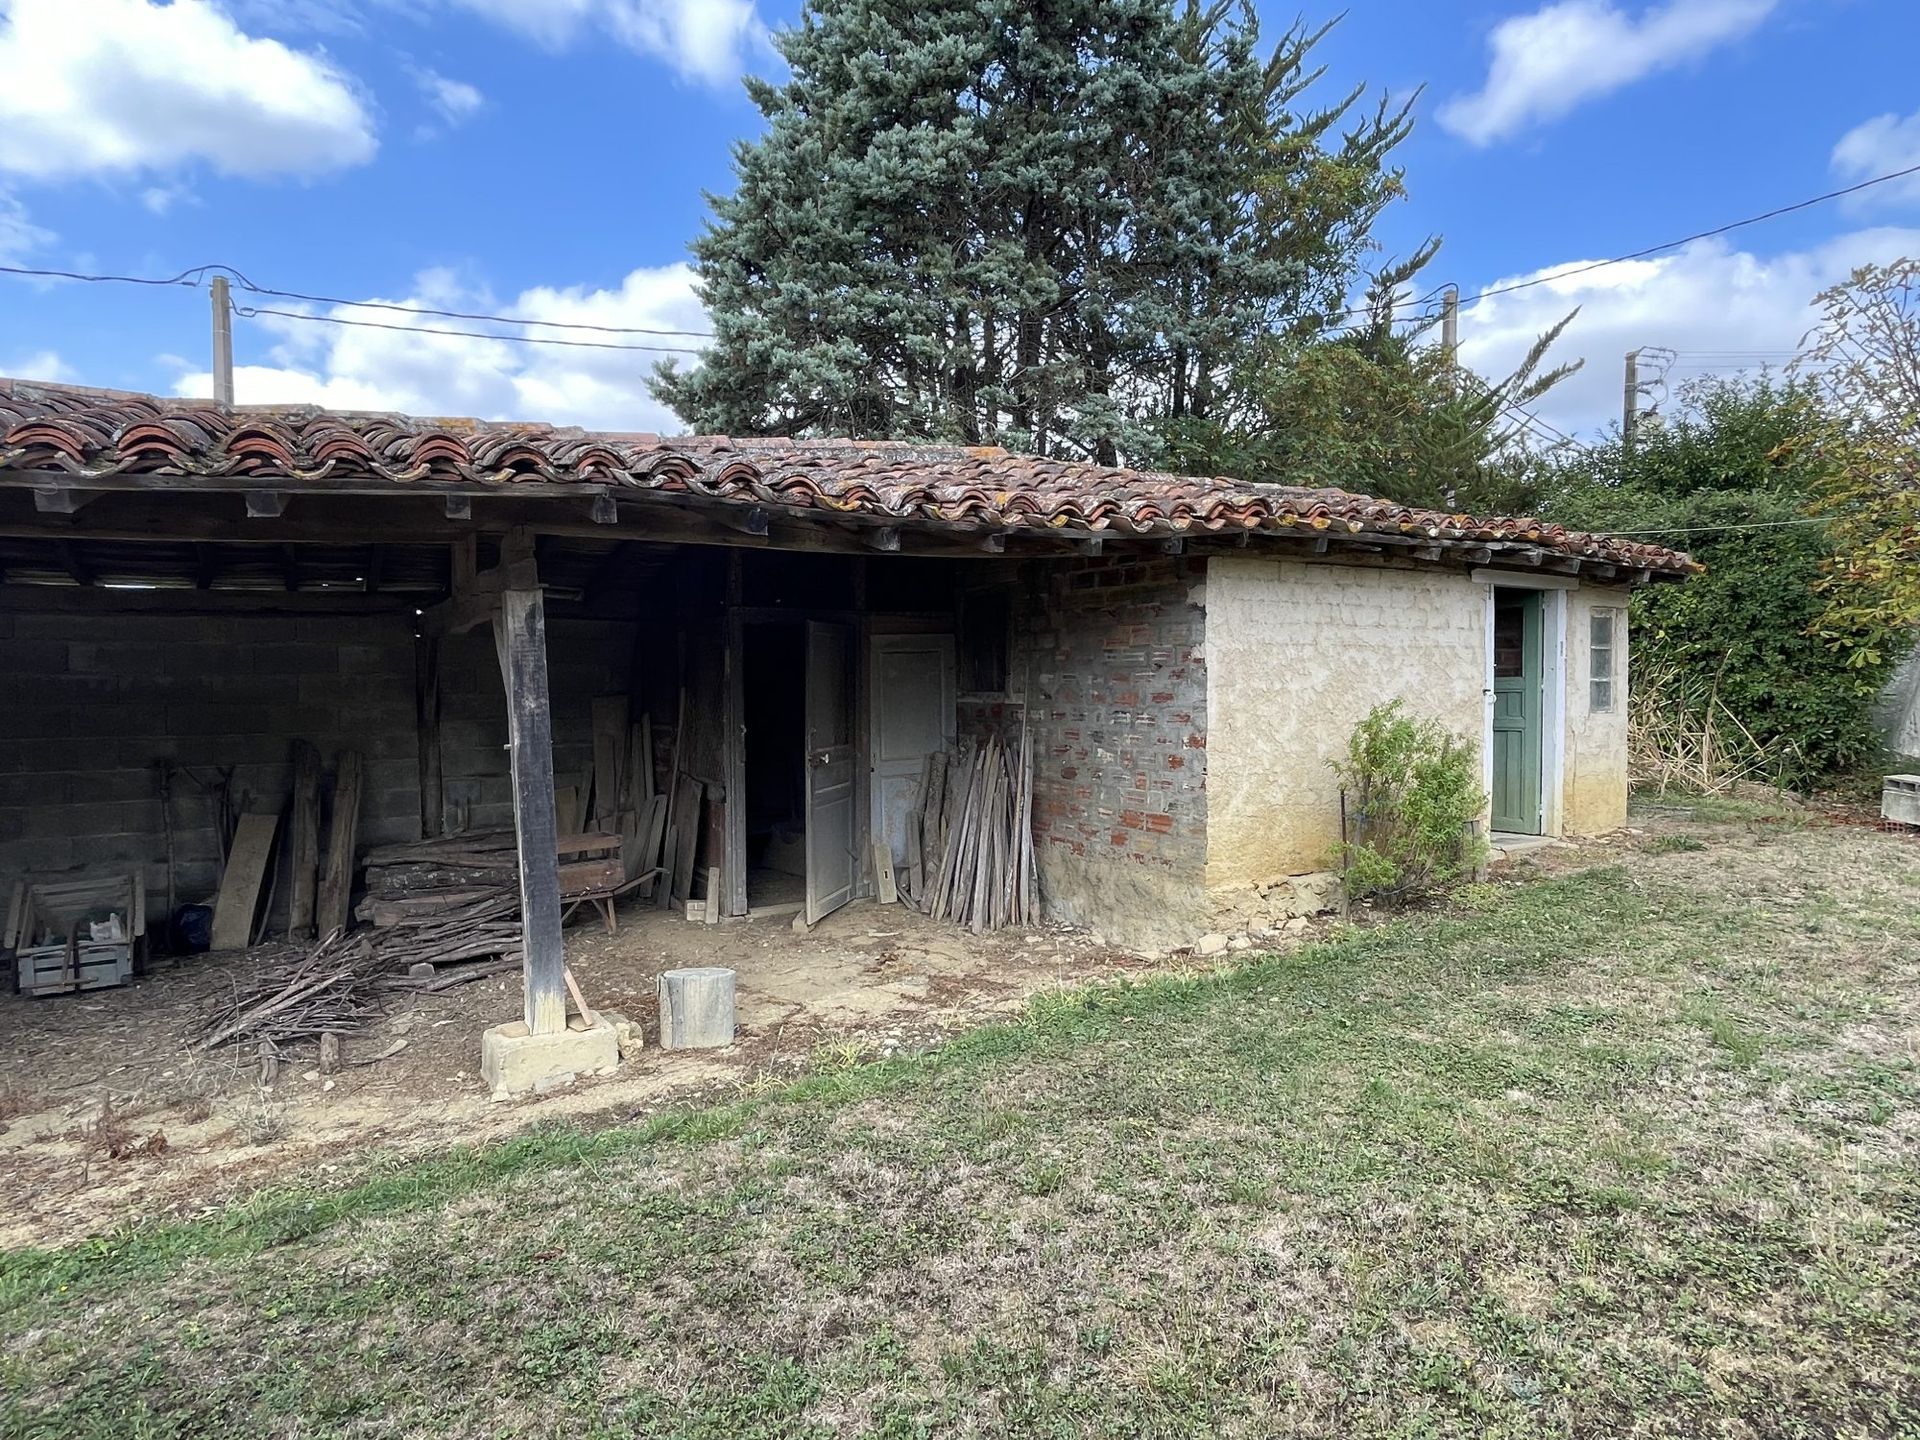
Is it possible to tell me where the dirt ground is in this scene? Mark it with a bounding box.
[0,895,1159,1247]
[3,791,1876,1251]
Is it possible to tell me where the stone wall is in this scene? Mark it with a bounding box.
[1014,555,1210,946]
[1204,556,1487,886]
[0,608,634,935]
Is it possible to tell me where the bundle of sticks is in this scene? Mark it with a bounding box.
[900,731,1037,932]
[198,896,525,1051]
[198,929,389,1051]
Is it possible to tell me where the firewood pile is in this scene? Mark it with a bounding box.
[899,732,1037,932]
[199,834,528,1052]
[197,904,524,1052]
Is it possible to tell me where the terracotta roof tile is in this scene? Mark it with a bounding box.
[0,378,1697,575]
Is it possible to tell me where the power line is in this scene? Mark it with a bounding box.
[232,304,708,355]
[1458,161,1920,312]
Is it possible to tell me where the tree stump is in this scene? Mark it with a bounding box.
[657,966,737,1050]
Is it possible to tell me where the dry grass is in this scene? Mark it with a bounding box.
[3,815,1919,1437]
[1629,659,1789,794]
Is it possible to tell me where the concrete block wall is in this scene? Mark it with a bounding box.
[438,619,637,833]
[1014,555,1210,945]
[0,610,421,934]
[0,609,637,937]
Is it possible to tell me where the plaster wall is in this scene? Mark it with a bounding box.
[1559,586,1633,836]
[1203,556,1487,886]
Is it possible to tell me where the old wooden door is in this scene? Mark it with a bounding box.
[1491,589,1544,834]
[804,620,857,923]
[870,634,956,867]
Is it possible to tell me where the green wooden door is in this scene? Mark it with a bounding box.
[1491,590,1543,834]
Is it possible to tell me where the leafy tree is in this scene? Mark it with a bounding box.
[1796,259,1920,661]
[1549,376,1896,786]
[654,0,1417,465]
[1167,284,1581,513]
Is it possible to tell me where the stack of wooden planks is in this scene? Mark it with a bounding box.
[899,730,1038,932]
[581,698,668,899]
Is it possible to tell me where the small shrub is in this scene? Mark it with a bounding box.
[1332,701,1487,904]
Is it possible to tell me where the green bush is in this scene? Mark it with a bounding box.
[1331,701,1487,904]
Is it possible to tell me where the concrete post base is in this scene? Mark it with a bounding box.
[481,1017,619,1100]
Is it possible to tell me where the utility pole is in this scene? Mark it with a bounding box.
[1441,284,1460,365]
[210,275,235,407]
[1622,348,1640,450]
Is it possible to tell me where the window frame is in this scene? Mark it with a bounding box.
[1589,607,1620,714]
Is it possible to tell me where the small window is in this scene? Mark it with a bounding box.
[1590,609,1620,713]
[959,587,1012,695]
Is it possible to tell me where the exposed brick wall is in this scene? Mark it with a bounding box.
[1013,554,1209,941]
[0,609,634,934]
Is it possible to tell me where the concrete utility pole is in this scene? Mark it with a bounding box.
[210,275,235,407]
[1622,348,1641,450]
[1441,285,1460,365]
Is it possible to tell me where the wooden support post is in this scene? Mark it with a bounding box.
[415,635,443,838]
[499,585,567,1036]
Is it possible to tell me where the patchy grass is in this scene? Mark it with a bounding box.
[4,822,1920,1437]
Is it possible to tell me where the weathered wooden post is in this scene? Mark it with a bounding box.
[480,533,619,1097]
[499,583,567,1036]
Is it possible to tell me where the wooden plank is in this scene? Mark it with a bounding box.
[316,751,364,937]
[669,775,702,907]
[873,841,899,905]
[415,636,443,838]
[655,823,678,910]
[590,695,630,828]
[499,586,568,1036]
[633,716,654,804]
[559,857,624,894]
[287,739,321,939]
[211,812,279,951]
[704,866,721,925]
[636,794,668,896]
[553,784,583,838]
[563,966,597,1028]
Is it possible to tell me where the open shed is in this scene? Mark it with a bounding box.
[0,378,1695,1092]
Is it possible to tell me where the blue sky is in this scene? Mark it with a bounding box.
[1,0,1917,441]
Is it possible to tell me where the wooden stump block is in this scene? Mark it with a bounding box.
[657,966,737,1050]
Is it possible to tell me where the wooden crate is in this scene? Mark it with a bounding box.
[4,871,145,997]
[16,942,133,997]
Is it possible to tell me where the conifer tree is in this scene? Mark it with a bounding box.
[653,0,1415,465]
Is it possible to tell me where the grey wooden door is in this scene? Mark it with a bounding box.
[1491,589,1544,834]
[804,620,857,923]
[870,635,956,866]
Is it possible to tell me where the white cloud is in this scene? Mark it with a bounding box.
[1438,0,1776,146]
[0,189,53,262]
[1455,226,1920,439]
[414,68,483,128]
[3,350,75,382]
[1833,109,1920,210]
[448,0,766,85]
[171,264,709,433]
[0,0,376,181]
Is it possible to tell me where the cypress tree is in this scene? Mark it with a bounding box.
[653,0,1415,465]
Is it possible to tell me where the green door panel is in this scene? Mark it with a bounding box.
[1491,590,1543,834]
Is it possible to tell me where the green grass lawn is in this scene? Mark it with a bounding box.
[4,818,1919,1437]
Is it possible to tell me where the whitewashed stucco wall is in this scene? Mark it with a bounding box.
[1203,556,1486,887]
[1560,585,1633,837]
[1203,559,1635,887]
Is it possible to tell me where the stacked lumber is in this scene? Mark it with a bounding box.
[899,731,1037,932]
